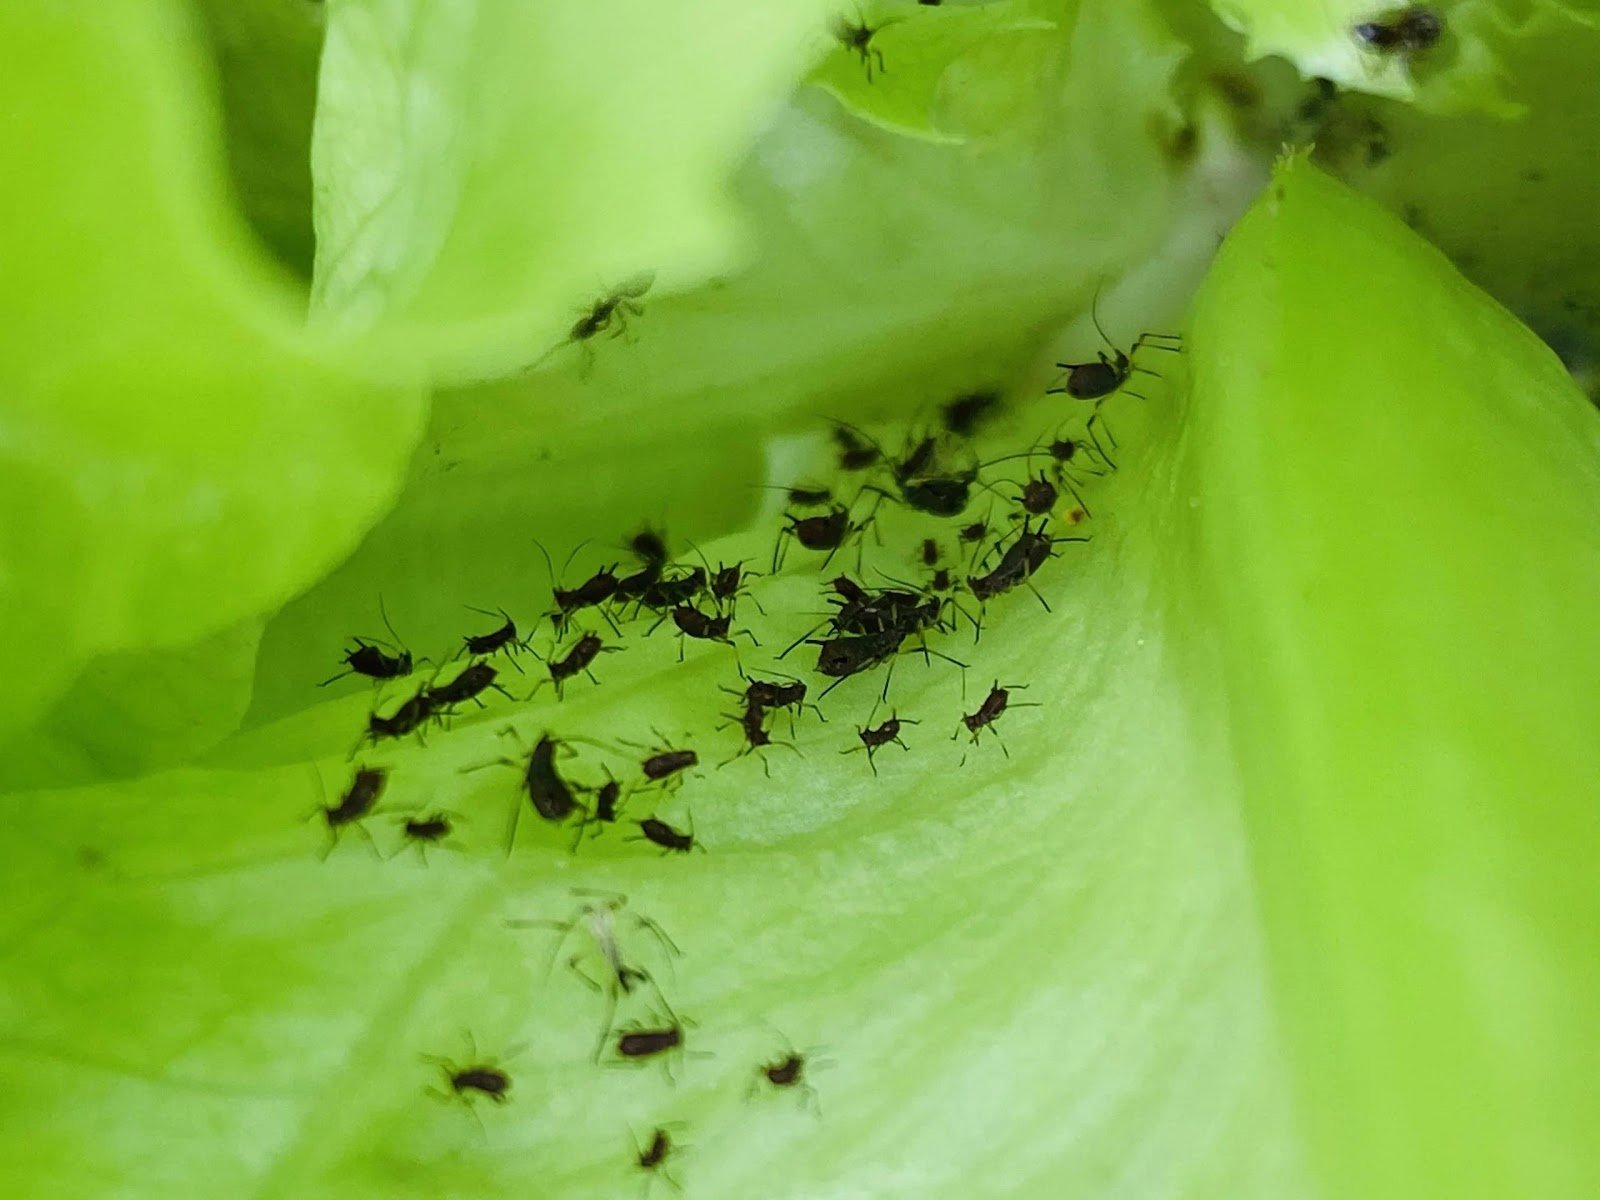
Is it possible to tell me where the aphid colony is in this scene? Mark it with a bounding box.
[306,271,1179,1181]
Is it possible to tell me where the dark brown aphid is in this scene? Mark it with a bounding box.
[323,767,387,831]
[784,485,833,507]
[671,605,733,645]
[630,526,670,571]
[321,600,413,686]
[570,272,654,343]
[554,567,621,621]
[743,677,809,711]
[810,629,906,681]
[538,632,614,698]
[638,568,707,612]
[710,561,759,608]
[831,12,891,80]
[634,816,702,855]
[641,746,698,786]
[1354,5,1442,53]
[425,662,509,710]
[462,608,527,663]
[942,390,1001,437]
[402,812,453,845]
[849,714,914,774]
[425,1056,512,1110]
[617,1023,684,1059]
[363,690,437,746]
[957,682,1036,757]
[762,1053,806,1089]
[464,731,583,851]
[831,424,881,471]
[592,778,623,825]
[775,504,856,571]
[636,1126,678,1177]
[958,520,989,544]
[1020,474,1059,516]
[968,519,1088,607]
[920,538,940,567]
[930,567,953,592]
[739,701,774,749]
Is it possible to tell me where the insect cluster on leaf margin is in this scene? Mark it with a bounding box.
[298,284,1179,1183]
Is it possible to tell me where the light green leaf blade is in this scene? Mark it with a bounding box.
[250,0,1226,726]
[1181,155,1600,1199]
[808,0,1058,142]
[310,0,839,382]
[1205,0,1523,115]
[0,0,426,737]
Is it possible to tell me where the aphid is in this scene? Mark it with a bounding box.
[1046,297,1183,401]
[668,604,745,654]
[617,1023,684,1060]
[958,519,989,544]
[634,1125,684,1190]
[920,538,941,567]
[401,812,454,845]
[534,632,617,698]
[360,689,437,749]
[1353,5,1442,54]
[709,561,760,609]
[942,390,1002,437]
[507,889,680,1056]
[396,810,461,861]
[930,567,953,592]
[831,423,881,471]
[783,485,833,507]
[956,681,1038,758]
[831,12,891,81]
[461,607,529,667]
[591,777,624,825]
[847,714,915,774]
[967,518,1089,608]
[774,504,860,572]
[424,662,512,711]
[425,1043,514,1110]
[629,526,670,571]
[637,568,708,612]
[464,730,583,851]
[313,766,387,855]
[637,739,699,788]
[321,766,387,832]
[570,272,655,344]
[747,1039,827,1114]
[1019,473,1059,516]
[633,815,703,856]
[320,599,414,686]
[539,542,623,630]
[810,628,906,686]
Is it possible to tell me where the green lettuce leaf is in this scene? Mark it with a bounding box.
[1181,153,1600,1200]
[309,0,839,382]
[0,0,424,739]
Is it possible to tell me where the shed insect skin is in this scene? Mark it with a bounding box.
[1353,5,1442,53]
[569,272,655,344]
